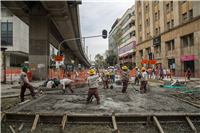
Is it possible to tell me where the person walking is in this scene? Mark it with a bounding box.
[140,67,148,93]
[135,66,139,85]
[19,66,37,102]
[121,66,130,93]
[86,69,100,104]
[163,68,166,78]
[186,68,192,80]
[159,68,164,80]
[111,67,115,83]
[166,67,171,78]
[149,67,153,79]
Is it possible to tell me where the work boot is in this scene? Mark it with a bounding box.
[87,100,89,104]
[62,90,65,94]
[103,86,105,89]
[32,95,37,99]
[107,86,108,89]
[97,100,100,104]
[71,91,74,93]
[122,89,125,93]
[21,100,24,102]
[144,89,146,93]
[140,90,143,94]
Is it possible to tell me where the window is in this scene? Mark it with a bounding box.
[149,18,150,26]
[190,34,194,46]
[167,22,170,30]
[183,13,187,23]
[155,1,157,6]
[171,1,173,11]
[132,31,136,36]
[146,6,148,13]
[147,33,149,39]
[182,0,186,4]
[166,4,169,14]
[158,11,160,19]
[156,28,158,36]
[139,12,141,19]
[159,27,161,34]
[183,36,188,47]
[141,50,143,57]
[132,11,135,16]
[140,37,142,42]
[155,12,158,21]
[168,42,171,51]
[172,40,175,50]
[189,9,193,20]
[139,1,141,7]
[140,25,142,31]
[156,46,159,53]
[1,22,13,46]
[172,20,174,28]
[146,19,148,27]
[160,45,161,53]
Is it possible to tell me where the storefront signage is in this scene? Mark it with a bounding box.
[180,55,194,61]
[142,60,148,64]
[153,36,161,45]
[149,60,157,65]
[118,41,136,55]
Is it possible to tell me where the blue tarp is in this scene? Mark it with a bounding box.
[163,85,188,89]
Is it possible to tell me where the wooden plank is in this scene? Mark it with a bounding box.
[18,100,30,105]
[9,125,16,133]
[153,116,164,133]
[112,112,118,133]
[1,112,5,122]
[171,81,176,86]
[60,114,67,133]
[31,114,39,132]
[18,123,24,132]
[186,116,197,132]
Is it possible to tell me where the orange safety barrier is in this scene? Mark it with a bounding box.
[129,70,136,77]
[171,70,173,80]
[27,72,32,81]
[10,69,13,84]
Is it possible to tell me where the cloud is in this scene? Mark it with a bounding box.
[79,1,135,61]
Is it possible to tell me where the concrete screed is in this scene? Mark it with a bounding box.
[10,82,200,114]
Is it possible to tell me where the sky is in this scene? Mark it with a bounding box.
[79,0,135,61]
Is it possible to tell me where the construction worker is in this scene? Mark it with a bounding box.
[135,66,139,85]
[102,72,110,89]
[140,67,148,93]
[55,79,74,94]
[121,66,130,93]
[87,69,100,104]
[19,66,37,102]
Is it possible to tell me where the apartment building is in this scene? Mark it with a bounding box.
[135,1,200,77]
[109,5,136,68]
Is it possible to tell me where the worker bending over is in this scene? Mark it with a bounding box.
[19,66,37,102]
[121,66,130,93]
[55,79,74,94]
[140,67,148,93]
[102,72,110,89]
[87,69,100,104]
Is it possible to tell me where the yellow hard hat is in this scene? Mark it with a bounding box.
[122,66,128,70]
[89,69,95,75]
[142,67,146,71]
[107,72,110,76]
[135,66,138,69]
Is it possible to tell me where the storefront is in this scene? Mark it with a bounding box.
[180,55,195,77]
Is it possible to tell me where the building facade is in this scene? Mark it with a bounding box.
[1,6,29,68]
[135,1,200,77]
[109,5,136,68]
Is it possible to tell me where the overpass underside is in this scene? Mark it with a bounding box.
[1,1,90,80]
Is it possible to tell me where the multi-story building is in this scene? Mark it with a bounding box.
[109,5,136,68]
[135,1,200,77]
[1,6,29,68]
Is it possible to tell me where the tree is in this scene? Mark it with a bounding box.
[110,28,123,47]
[94,54,104,68]
[105,54,117,66]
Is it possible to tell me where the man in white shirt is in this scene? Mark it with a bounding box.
[55,79,74,94]
[163,68,167,78]
[140,67,148,93]
[19,66,36,102]
[87,69,100,104]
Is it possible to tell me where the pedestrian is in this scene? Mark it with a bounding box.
[152,68,155,79]
[19,66,37,102]
[121,66,130,93]
[146,68,149,79]
[55,79,74,94]
[155,67,159,79]
[111,67,115,83]
[135,66,139,85]
[159,68,164,80]
[166,67,171,78]
[163,68,166,78]
[140,67,148,93]
[86,69,100,104]
[186,68,192,80]
[109,67,113,83]
[148,67,152,79]
[102,72,110,89]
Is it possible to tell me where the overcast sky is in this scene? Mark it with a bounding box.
[79,1,135,61]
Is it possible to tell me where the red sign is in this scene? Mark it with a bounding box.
[55,56,63,61]
[180,55,194,61]
[142,60,148,64]
[150,60,157,65]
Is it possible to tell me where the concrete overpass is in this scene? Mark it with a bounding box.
[1,1,91,80]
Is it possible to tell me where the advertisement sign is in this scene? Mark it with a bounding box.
[153,36,161,45]
[142,60,148,64]
[118,41,136,55]
[180,55,194,61]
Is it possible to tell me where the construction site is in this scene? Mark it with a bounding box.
[1,77,200,133]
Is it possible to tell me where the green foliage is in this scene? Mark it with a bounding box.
[110,28,124,47]
[50,54,57,65]
[94,54,104,68]
[128,63,133,70]
[105,54,117,66]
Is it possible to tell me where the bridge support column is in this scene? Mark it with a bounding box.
[74,57,79,68]
[64,48,72,71]
[29,2,50,80]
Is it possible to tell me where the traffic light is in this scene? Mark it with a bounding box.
[102,29,107,39]
[149,53,154,60]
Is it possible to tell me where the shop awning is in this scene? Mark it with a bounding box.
[119,53,128,58]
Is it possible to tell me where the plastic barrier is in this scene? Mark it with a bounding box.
[163,85,188,89]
